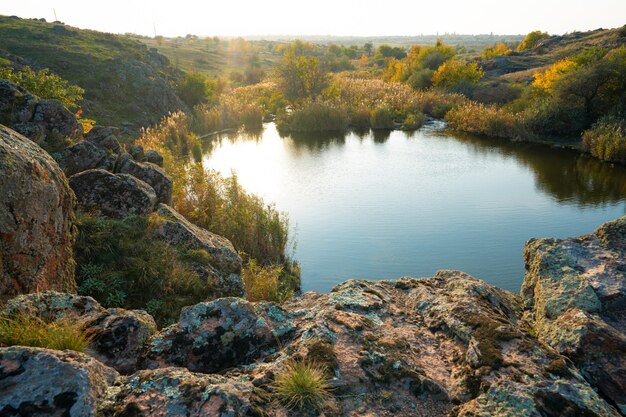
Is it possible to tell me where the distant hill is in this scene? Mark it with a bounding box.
[0,15,186,135]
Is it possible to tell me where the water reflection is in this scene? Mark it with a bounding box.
[448,132,626,207]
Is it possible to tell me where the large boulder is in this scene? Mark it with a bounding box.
[0,125,76,300]
[82,308,157,374]
[104,368,256,417]
[69,169,157,218]
[153,204,244,296]
[0,80,82,151]
[144,297,294,373]
[83,125,123,155]
[52,140,110,176]
[522,216,626,413]
[144,149,164,167]
[116,154,172,204]
[0,346,118,416]
[2,291,105,320]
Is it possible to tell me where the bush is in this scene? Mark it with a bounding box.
[277,101,350,133]
[402,112,425,130]
[173,167,292,265]
[273,361,332,410]
[482,43,512,59]
[432,59,484,95]
[582,116,626,163]
[242,260,296,304]
[176,72,221,107]
[370,106,395,129]
[446,101,529,139]
[0,314,91,352]
[74,214,213,325]
[0,65,84,109]
[518,31,550,51]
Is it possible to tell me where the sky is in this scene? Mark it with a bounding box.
[0,0,624,37]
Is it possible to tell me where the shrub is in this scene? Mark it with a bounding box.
[242,260,296,304]
[446,101,529,139]
[482,43,512,59]
[173,167,292,265]
[277,101,350,133]
[0,65,84,109]
[0,314,91,352]
[370,106,395,129]
[402,112,425,130]
[273,361,332,410]
[432,59,484,95]
[74,214,212,325]
[518,31,550,51]
[176,72,221,107]
[582,116,626,163]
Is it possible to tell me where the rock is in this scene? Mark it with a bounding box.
[2,291,105,320]
[105,368,256,416]
[0,125,76,300]
[145,149,164,167]
[153,204,244,296]
[144,297,294,373]
[52,140,109,176]
[115,154,172,204]
[243,273,617,416]
[83,308,157,374]
[0,80,82,151]
[69,169,157,218]
[522,216,626,413]
[128,144,145,161]
[84,125,122,154]
[2,291,157,375]
[0,346,118,416]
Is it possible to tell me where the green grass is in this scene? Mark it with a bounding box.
[273,361,332,410]
[74,213,214,325]
[242,260,298,304]
[0,314,91,352]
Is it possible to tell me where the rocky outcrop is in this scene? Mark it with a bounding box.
[2,291,105,320]
[0,346,118,416]
[0,80,82,151]
[105,368,257,416]
[522,215,626,414]
[115,154,172,204]
[154,204,244,296]
[69,169,157,218]
[52,139,110,176]
[0,125,76,300]
[144,297,293,373]
[145,149,164,167]
[84,126,123,154]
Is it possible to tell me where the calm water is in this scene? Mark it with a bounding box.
[203,122,626,293]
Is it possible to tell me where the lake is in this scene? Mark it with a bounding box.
[203,122,626,293]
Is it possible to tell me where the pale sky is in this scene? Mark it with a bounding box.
[0,0,624,37]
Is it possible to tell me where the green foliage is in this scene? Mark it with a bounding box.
[582,115,626,163]
[0,65,84,109]
[273,361,332,410]
[277,101,350,132]
[402,112,426,130]
[74,214,213,325]
[518,31,550,51]
[242,259,297,304]
[383,42,456,87]
[0,314,91,352]
[276,51,329,101]
[176,72,222,107]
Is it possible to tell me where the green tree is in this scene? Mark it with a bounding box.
[175,72,221,107]
[276,51,328,101]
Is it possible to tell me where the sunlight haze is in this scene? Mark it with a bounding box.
[1,0,624,37]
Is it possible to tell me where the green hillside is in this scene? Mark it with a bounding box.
[0,15,186,133]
